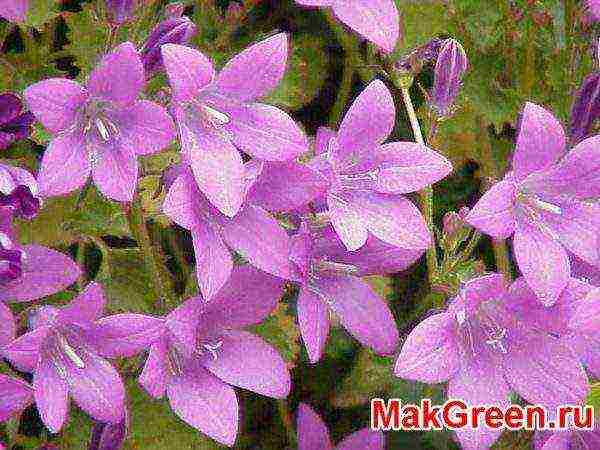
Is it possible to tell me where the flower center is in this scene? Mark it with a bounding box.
[185,99,232,141]
[197,338,223,361]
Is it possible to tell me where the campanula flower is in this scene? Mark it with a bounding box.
[25,42,176,202]
[0,163,40,219]
[289,224,399,363]
[466,102,600,305]
[297,403,384,450]
[431,38,468,116]
[395,274,590,450]
[0,93,34,149]
[0,0,27,22]
[140,16,197,78]
[160,34,308,217]
[295,0,399,53]
[3,283,164,432]
[163,164,296,299]
[534,425,600,450]
[309,80,452,251]
[138,266,289,446]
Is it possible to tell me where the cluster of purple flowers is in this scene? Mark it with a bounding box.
[0,1,599,449]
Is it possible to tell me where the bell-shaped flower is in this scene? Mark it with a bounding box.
[0,93,34,149]
[309,80,452,251]
[160,34,309,217]
[297,403,384,450]
[163,164,296,299]
[2,283,164,432]
[138,266,290,447]
[289,224,400,363]
[0,212,80,304]
[0,0,27,22]
[466,101,600,305]
[295,0,399,53]
[0,163,40,219]
[24,42,176,202]
[431,38,468,116]
[394,273,590,450]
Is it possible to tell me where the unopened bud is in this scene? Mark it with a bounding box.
[105,0,136,25]
[395,38,443,74]
[569,71,600,145]
[164,2,185,19]
[443,211,462,237]
[140,16,197,77]
[431,38,468,117]
[89,416,127,450]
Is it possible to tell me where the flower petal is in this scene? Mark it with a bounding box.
[373,142,452,194]
[335,429,384,450]
[0,302,15,347]
[296,403,333,450]
[0,375,33,422]
[3,325,52,372]
[165,298,202,353]
[222,101,308,161]
[512,102,566,180]
[87,42,144,106]
[0,245,80,303]
[315,275,399,355]
[139,339,170,398]
[192,223,233,301]
[185,127,245,218]
[202,330,291,398]
[167,363,238,446]
[503,332,589,410]
[57,282,106,326]
[348,191,432,250]
[221,205,295,279]
[513,223,570,306]
[161,44,214,102]
[67,350,126,424]
[394,312,459,383]
[34,356,69,433]
[92,313,165,358]
[332,0,399,53]
[336,80,395,166]
[24,79,87,133]
[110,100,175,155]
[37,132,91,198]
[246,161,329,212]
[465,179,517,239]
[199,265,283,332]
[91,139,138,202]
[214,33,288,101]
[448,349,509,450]
[162,168,205,230]
[0,0,28,22]
[562,332,600,378]
[297,288,330,364]
[568,287,600,333]
[327,192,369,252]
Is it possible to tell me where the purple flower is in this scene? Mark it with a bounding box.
[395,38,444,74]
[586,0,600,22]
[297,403,384,450]
[24,42,176,202]
[431,38,468,116]
[0,94,34,149]
[140,16,197,78]
[160,34,309,217]
[295,0,399,53]
[534,426,600,450]
[105,0,136,24]
[163,164,296,299]
[570,71,600,145]
[466,101,600,305]
[0,0,27,22]
[0,214,80,304]
[289,224,400,363]
[309,80,452,251]
[89,415,128,450]
[394,273,590,450]
[3,282,163,432]
[138,266,290,447]
[0,163,40,219]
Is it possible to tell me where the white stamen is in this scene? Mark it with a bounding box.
[203,341,223,361]
[529,195,562,215]
[485,328,508,354]
[95,118,111,141]
[58,335,85,368]
[201,105,230,125]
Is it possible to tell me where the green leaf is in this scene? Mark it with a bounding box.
[253,302,301,366]
[25,0,59,30]
[395,0,449,55]
[587,382,600,417]
[266,34,329,110]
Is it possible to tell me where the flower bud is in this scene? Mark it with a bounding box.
[0,163,41,219]
[395,37,443,74]
[431,38,468,116]
[164,2,185,19]
[140,16,197,77]
[89,416,127,450]
[105,0,137,25]
[442,211,462,237]
[569,71,600,144]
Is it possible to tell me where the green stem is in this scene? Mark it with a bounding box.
[277,399,297,448]
[492,238,511,278]
[126,199,177,312]
[400,85,438,282]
